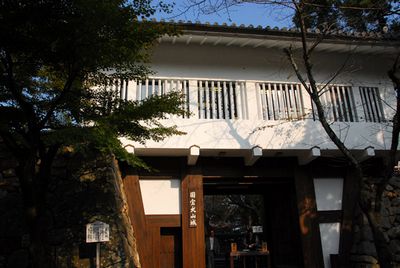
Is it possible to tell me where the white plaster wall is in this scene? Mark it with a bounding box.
[314,178,344,211]
[150,43,394,88]
[314,178,343,267]
[121,118,393,152]
[139,179,181,215]
[319,222,341,268]
[120,42,397,153]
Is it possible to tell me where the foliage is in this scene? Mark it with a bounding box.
[0,0,184,167]
[0,0,184,267]
[292,0,399,32]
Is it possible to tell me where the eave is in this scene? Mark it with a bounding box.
[156,21,400,55]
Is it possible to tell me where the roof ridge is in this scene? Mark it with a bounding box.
[146,18,400,40]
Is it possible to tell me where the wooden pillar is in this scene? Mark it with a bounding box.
[122,168,152,268]
[294,166,324,268]
[339,167,360,265]
[182,167,206,268]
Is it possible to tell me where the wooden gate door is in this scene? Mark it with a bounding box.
[160,227,182,268]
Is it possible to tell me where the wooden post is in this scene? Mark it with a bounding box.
[122,168,152,268]
[182,167,206,268]
[294,166,324,268]
[96,243,100,268]
[339,167,360,265]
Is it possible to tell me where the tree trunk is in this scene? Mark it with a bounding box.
[17,154,53,268]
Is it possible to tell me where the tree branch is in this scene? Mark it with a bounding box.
[1,51,36,123]
[288,0,361,170]
[39,70,78,129]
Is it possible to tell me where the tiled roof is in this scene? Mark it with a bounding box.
[148,18,400,42]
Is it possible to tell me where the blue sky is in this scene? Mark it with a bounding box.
[154,1,294,28]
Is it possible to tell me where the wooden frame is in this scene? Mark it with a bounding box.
[122,156,368,268]
[182,166,206,268]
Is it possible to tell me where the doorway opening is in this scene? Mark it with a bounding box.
[160,227,182,268]
[204,178,304,268]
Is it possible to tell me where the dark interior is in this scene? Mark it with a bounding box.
[204,178,304,268]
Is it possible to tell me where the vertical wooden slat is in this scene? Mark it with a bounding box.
[149,79,154,96]
[362,87,372,121]
[182,167,205,268]
[338,86,345,121]
[375,87,385,121]
[236,82,243,119]
[183,80,188,118]
[205,81,210,119]
[157,79,162,96]
[272,83,279,119]
[143,79,148,99]
[366,87,377,122]
[137,81,142,101]
[369,88,381,122]
[276,83,282,119]
[229,81,235,119]
[283,83,291,119]
[217,81,223,119]
[119,79,124,100]
[273,83,279,119]
[343,86,351,121]
[124,80,128,101]
[127,79,136,101]
[260,83,267,120]
[223,81,229,119]
[240,82,249,119]
[266,83,274,120]
[345,86,353,122]
[349,86,357,121]
[338,86,348,121]
[343,86,353,122]
[210,81,215,119]
[297,84,305,119]
[199,81,204,119]
[165,80,169,94]
[327,87,335,121]
[189,80,198,119]
[292,84,298,118]
[332,86,342,121]
[287,84,294,119]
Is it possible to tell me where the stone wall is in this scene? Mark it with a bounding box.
[350,177,400,268]
[0,145,139,268]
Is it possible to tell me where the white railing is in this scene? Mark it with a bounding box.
[115,78,190,117]
[108,78,388,123]
[197,80,248,119]
[359,86,385,122]
[313,85,357,122]
[257,82,304,120]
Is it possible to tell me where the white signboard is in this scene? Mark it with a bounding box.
[86,221,110,243]
[252,226,263,233]
[189,191,197,227]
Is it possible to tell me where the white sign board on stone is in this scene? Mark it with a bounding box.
[252,226,263,234]
[86,221,110,243]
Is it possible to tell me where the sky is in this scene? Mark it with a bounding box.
[153,0,295,28]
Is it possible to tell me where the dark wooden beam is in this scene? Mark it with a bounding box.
[318,210,343,223]
[294,166,325,268]
[147,215,181,227]
[339,167,360,266]
[122,167,151,268]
